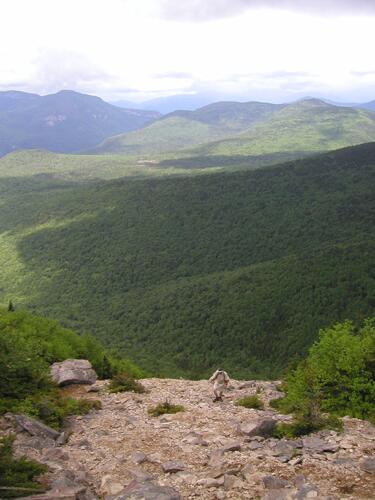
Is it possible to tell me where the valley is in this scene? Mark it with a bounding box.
[1,142,375,378]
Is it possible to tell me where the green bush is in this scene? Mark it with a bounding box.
[148,401,185,417]
[15,392,102,430]
[272,414,343,439]
[0,308,144,400]
[0,308,143,422]
[0,435,47,498]
[281,320,375,422]
[235,395,264,409]
[109,372,146,394]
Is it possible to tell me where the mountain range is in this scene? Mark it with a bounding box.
[93,98,375,159]
[2,89,375,164]
[0,90,160,156]
[91,101,283,155]
[113,92,375,114]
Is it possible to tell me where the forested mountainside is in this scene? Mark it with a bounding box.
[91,101,282,155]
[0,90,160,156]
[189,99,375,157]
[93,99,375,158]
[1,142,375,377]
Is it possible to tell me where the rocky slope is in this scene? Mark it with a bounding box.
[2,378,375,499]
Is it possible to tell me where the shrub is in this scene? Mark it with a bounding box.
[108,372,146,394]
[272,414,343,439]
[148,400,185,417]
[0,308,145,405]
[15,392,102,430]
[281,320,375,423]
[235,395,264,409]
[0,435,47,498]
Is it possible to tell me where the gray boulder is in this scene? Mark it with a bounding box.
[238,418,276,438]
[51,359,97,386]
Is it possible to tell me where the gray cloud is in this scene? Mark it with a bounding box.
[152,71,194,79]
[351,69,375,77]
[159,0,375,22]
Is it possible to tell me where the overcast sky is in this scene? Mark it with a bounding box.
[1,0,375,103]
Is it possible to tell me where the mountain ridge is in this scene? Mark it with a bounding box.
[94,98,375,158]
[0,90,160,156]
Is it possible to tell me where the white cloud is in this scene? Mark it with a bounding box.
[158,0,375,22]
[0,0,374,102]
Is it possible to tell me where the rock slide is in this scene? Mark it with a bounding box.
[2,378,375,499]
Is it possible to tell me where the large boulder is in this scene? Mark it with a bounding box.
[50,359,97,387]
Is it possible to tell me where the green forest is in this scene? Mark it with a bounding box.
[1,142,375,377]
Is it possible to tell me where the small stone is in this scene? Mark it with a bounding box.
[162,460,187,473]
[294,483,319,499]
[148,452,162,464]
[210,466,225,479]
[87,385,101,393]
[263,488,294,500]
[222,441,241,453]
[196,477,225,487]
[43,447,69,462]
[248,441,263,450]
[100,474,124,497]
[241,463,254,482]
[223,474,237,490]
[263,475,290,489]
[128,468,154,482]
[132,451,147,464]
[289,456,303,466]
[360,457,375,473]
[215,491,226,499]
[208,448,225,467]
[293,475,306,488]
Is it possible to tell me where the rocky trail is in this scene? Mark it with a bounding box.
[3,378,375,499]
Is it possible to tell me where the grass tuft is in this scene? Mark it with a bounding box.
[235,395,264,409]
[148,400,184,417]
[109,372,147,394]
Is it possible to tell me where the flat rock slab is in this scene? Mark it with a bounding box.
[51,359,97,387]
[7,413,60,440]
[108,479,182,499]
[302,436,339,454]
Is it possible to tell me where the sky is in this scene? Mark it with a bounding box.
[1,0,375,103]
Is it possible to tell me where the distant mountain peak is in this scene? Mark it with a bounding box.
[0,89,160,156]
